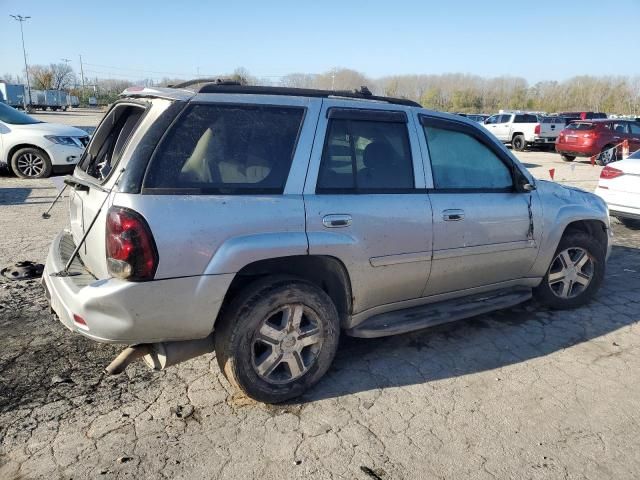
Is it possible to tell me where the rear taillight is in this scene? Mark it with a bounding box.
[534,124,540,135]
[600,165,624,180]
[106,207,158,281]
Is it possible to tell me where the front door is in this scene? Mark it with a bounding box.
[418,115,541,296]
[304,100,433,315]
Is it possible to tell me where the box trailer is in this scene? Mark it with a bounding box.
[0,82,26,108]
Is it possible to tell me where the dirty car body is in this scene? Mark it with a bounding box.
[43,84,612,402]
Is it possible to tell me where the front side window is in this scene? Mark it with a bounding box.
[317,119,414,192]
[145,104,304,193]
[423,122,513,190]
[629,123,640,135]
[499,115,512,123]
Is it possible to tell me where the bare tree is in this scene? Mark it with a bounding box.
[28,65,53,90]
[50,63,75,90]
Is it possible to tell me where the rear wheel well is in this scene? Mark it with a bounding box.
[562,220,608,252]
[512,132,524,140]
[219,256,352,326]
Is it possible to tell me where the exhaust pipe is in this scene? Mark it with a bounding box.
[105,334,215,375]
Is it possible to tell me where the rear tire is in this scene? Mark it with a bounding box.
[512,134,526,151]
[10,147,53,179]
[560,154,575,162]
[215,276,340,403]
[596,145,617,166]
[534,231,605,309]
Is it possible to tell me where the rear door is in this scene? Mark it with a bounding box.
[303,100,433,315]
[418,115,541,296]
[628,122,640,153]
[68,102,149,277]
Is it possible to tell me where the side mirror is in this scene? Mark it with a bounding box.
[522,183,536,192]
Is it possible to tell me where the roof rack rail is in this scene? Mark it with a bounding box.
[169,78,243,89]
[184,83,420,107]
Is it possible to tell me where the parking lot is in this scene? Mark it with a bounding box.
[1,110,640,479]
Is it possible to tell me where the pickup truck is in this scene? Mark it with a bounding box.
[534,116,567,148]
[483,113,539,151]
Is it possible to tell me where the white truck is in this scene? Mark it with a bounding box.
[483,112,539,151]
[534,116,567,149]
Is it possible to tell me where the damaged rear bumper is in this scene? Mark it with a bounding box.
[42,230,234,344]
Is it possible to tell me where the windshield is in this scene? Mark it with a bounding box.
[0,102,41,125]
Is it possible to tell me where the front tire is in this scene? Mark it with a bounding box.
[512,134,526,151]
[534,231,605,309]
[10,147,52,179]
[215,277,340,403]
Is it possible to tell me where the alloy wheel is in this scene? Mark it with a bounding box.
[251,304,324,384]
[547,247,594,299]
[16,152,45,178]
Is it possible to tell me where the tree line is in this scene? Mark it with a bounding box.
[3,66,640,114]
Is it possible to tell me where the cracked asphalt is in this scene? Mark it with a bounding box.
[1,146,640,479]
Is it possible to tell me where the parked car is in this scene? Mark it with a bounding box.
[43,84,611,403]
[534,116,566,148]
[555,119,640,164]
[558,111,608,121]
[0,102,89,178]
[483,112,539,150]
[595,150,640,227]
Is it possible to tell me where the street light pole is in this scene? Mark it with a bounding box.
[10,14,32,109]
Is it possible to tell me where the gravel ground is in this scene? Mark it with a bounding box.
[1,126,640,479]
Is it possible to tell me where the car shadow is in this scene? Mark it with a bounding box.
[298,244,640,403]
[0,187,58,206]
[521,163,540,168]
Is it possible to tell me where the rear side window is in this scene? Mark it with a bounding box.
[604,122,629,133]
[145,104,304,193]
[514,114,538,123]
[317,119,414,192]
[422,122,513,190]
[566,122,594,131]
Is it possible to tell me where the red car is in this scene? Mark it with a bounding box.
[555,119,640,165]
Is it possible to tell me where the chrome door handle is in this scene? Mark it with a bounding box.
[443,209,465,221]
[322,214,352,228]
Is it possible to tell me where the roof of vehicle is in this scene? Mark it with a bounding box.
[121,80,422,108]
[575,119,636,123]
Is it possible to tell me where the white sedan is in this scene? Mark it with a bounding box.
[595,150,640,227]
[0,102,89,178]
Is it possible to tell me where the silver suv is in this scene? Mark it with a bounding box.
[43,83,611,403]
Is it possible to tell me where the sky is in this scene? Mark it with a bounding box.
[1,0,639,85]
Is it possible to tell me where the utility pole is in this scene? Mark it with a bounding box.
[10,14,32,108]
[79,54,86,106]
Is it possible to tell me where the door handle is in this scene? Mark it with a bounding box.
[322,214,352,228]
[443,209,465,221]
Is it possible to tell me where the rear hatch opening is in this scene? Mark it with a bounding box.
[67,102,149,279]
